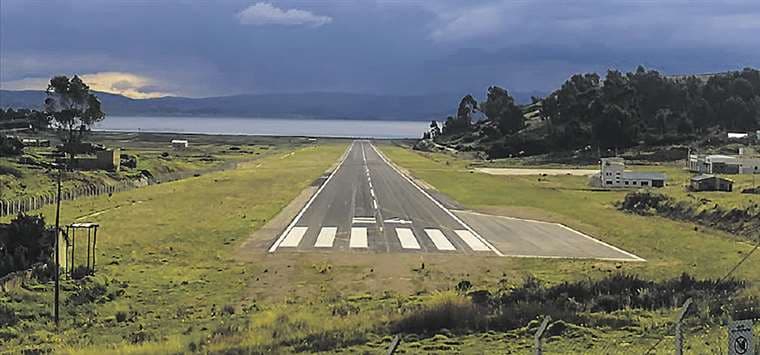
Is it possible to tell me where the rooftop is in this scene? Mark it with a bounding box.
[623,172,667,180]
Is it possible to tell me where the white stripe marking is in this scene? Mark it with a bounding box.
[352,217,376,224]
[314,227,337,248]
[373,200,378,209]
[424,229,456,251]
[369,144,503,256]
[350,227,368,248]
[279,227,308,248]
[395,228,421,249]
[455,230,490,251]
[269,143,353,252]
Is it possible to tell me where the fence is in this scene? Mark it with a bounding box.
[0,160,240,218]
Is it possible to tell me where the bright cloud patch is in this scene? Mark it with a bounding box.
[1,72,171,99]
[237,2,332,27]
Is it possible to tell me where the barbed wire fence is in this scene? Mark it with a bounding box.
[0,160,240,217]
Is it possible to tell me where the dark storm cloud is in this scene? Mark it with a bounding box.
[1,0,758,97]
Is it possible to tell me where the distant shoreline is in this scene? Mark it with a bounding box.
[94,116,428,139]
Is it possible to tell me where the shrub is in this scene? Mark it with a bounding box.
[222,304,235,316]
[0,136,23,156]
[0,213,53,277]
[67,277,109,306]
[455,280,472,294]
[393,293,486,334]
[115,311,128,323]
[70,265,94,280]
[0,303,18,327]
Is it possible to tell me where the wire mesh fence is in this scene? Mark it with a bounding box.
[0,160,240,217]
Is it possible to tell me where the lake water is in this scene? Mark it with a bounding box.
[94,116,428,139]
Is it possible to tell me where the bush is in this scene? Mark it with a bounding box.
[70,265,94,280]
[115,311,128,323]
[0,303,18,327]
[0,213,53,277]
[0,136,23,156]
[393,293,486,334]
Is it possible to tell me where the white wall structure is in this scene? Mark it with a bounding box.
[599,157,666,188]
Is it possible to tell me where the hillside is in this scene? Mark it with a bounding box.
[1,90,492,121]
[428,67,760,158]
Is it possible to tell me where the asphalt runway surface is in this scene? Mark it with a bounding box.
[269,141,643,261]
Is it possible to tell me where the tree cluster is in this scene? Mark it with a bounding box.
[440,88,524,137]
[435,67,760,157]
[543,66,760,150]
[0,108,50,131]
[0,214,53,277]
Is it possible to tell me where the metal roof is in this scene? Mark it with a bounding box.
[691,174,733,182]
[622,172,667,180]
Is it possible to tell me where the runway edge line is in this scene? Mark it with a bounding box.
[268,142,355,253]
[369,143,504,257]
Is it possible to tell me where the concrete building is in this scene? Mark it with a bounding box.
[599,157,667,188]
[688,153,760,174]
[72,148,121,171]
[690,174,733,192]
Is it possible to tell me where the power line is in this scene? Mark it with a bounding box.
[643,236,760,354]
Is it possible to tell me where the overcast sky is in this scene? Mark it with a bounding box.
[1,0,759,98]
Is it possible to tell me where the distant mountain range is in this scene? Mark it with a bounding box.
[0,90,544,121]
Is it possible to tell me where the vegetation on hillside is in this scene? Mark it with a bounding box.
[0,214,52,277]
[430,67,760,158]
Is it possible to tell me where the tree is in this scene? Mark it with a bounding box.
[482,86,524,135]
[429,120,441,138]
[44,75,105,161]
[443,95,479,135]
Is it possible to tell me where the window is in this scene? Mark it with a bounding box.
[606,180,612,185]
[641,181,649,186]
[624,181,629,185]
[632,181,637,185]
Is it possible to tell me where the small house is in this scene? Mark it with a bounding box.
[690,174,733,192]
[171,139,188,150]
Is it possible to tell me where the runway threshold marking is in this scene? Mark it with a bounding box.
[314,227,337,248]
[370,144,503,256]
[395,228,421,249]
[350,227,368,248]
[269,143,354,253]
[424,228,456,251]
[454,230,490,251]
[280,227,308,248]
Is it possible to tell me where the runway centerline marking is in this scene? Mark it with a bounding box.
[352,217,376,224]
[395,228,421,249]
[370,143,503,256]
[424,229,456,251]
[350,227,368,248]
[314,227,337,248]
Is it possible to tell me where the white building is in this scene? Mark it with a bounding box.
[171,139,189,149]
[599,157,666,188]
[688,154,760,174]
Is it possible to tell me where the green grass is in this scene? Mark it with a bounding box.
[0,143,348,353]
[381,145,759,282]
[3,142,758,354]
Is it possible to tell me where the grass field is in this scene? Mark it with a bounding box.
[1,141,758,354]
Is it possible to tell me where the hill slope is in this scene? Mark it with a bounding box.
[0,90,468,121]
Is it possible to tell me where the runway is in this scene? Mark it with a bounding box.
[268,141,643,261]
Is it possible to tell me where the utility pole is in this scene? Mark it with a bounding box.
[53,166,62,327]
